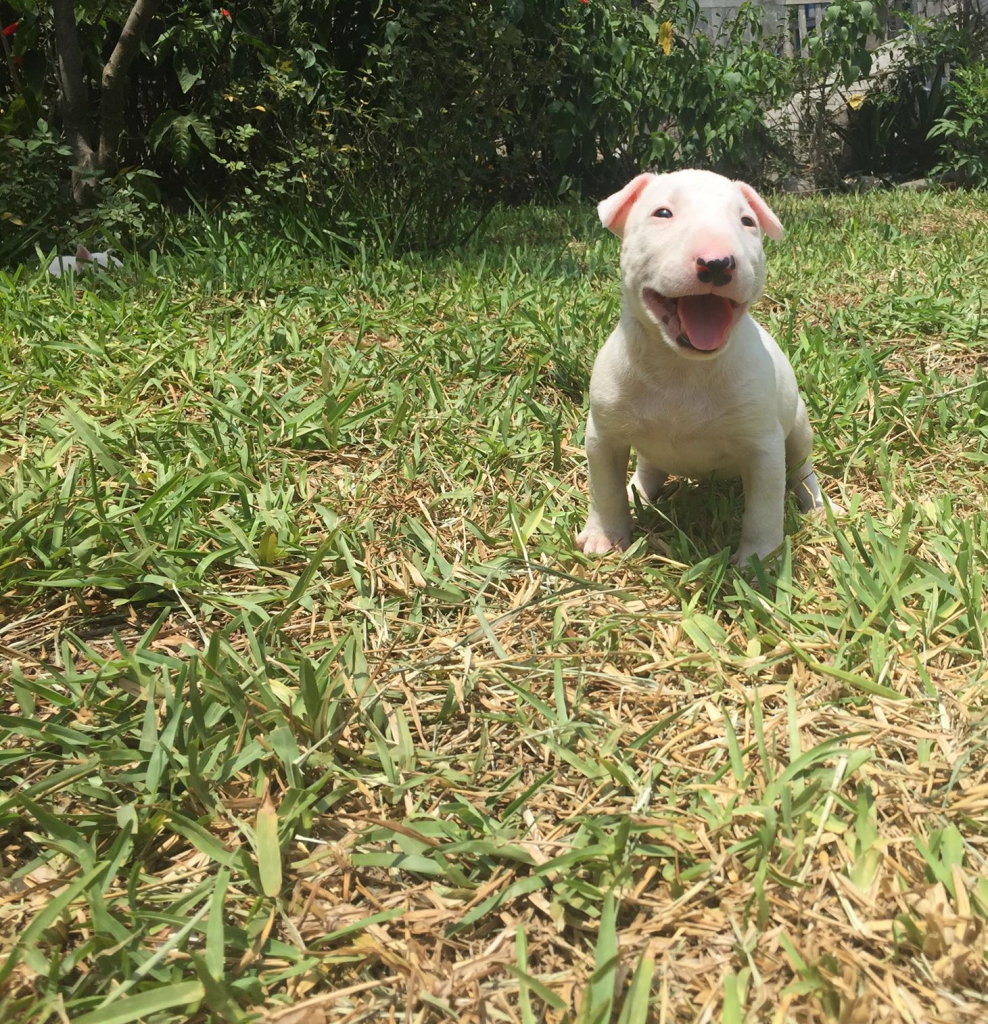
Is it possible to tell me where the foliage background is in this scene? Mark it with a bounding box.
[3,0,797,257]
[5,0,988,260]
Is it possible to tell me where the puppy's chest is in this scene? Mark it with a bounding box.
[598,384,762,475]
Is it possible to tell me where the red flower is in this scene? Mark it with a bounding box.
[221,7,231,16]
[2,21,19,36]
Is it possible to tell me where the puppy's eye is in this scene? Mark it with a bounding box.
[741,215,756,227]
[652,207,673,218]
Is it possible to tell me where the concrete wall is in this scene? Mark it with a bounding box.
[693,0,958,46]
[695,0,788,40]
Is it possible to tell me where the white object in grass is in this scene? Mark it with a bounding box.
[47,245,122,278]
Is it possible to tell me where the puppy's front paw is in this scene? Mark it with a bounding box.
[576,525,631,555]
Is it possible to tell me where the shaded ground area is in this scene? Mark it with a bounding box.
[2,190,988,1022]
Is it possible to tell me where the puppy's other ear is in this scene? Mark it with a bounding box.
[597,173,654,237]
[76,245,92,261]
[736,182,783,241]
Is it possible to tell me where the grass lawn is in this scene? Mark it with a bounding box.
[2,188,988,1024]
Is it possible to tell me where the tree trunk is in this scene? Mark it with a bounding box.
[50,0,161,208]
[51,0,98,206]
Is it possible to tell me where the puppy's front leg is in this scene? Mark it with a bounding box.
[733,432,786,567]
[577,416,632,555]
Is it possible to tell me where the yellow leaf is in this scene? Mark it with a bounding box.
[255,789,282,898]
[253,105,267,111]
[847,93,866,110]
[257,527,279,565]
[659,21,673,56]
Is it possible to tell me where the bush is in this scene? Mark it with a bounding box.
[838,68,949,180]
[835,8,975,181]
[263,0,795,246]
[0,120,71,262]
[0,0,791,254]
[929,62,988,186]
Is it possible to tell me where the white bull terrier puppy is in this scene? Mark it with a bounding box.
[577,169,840,567]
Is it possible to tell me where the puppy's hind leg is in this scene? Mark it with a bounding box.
[786,397,844,515]
[628,455,667,504]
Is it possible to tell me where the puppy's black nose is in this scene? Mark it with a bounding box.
[697,255,735,272]
[696,255,736,285]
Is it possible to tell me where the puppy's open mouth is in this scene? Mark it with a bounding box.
[643,288,744,353]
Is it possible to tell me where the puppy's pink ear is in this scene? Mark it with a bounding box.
[597,173,654,237]
[737,182,783,241]
[76,245,92,261]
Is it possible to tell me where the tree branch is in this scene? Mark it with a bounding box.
[97,0,162,172]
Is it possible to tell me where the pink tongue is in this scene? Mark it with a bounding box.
[678,295,735,351]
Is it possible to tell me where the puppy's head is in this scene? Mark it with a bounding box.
[598,170,783,360]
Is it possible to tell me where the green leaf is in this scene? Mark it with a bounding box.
[73,981,205,1024]
[62,400,123,477]
[177,64,201,94]
[682,612,728,652]
[516,926,536,1024]
[167,811,239,868]
[188,114,216,153]
[206,867,230,980]
[722,968,749,1024]
[508,964,567,1013]
[616,952,655,1024]
[583,892,618,1023]
[147,110,181,152]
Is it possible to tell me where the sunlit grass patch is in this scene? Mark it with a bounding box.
[2,190,988,1023]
